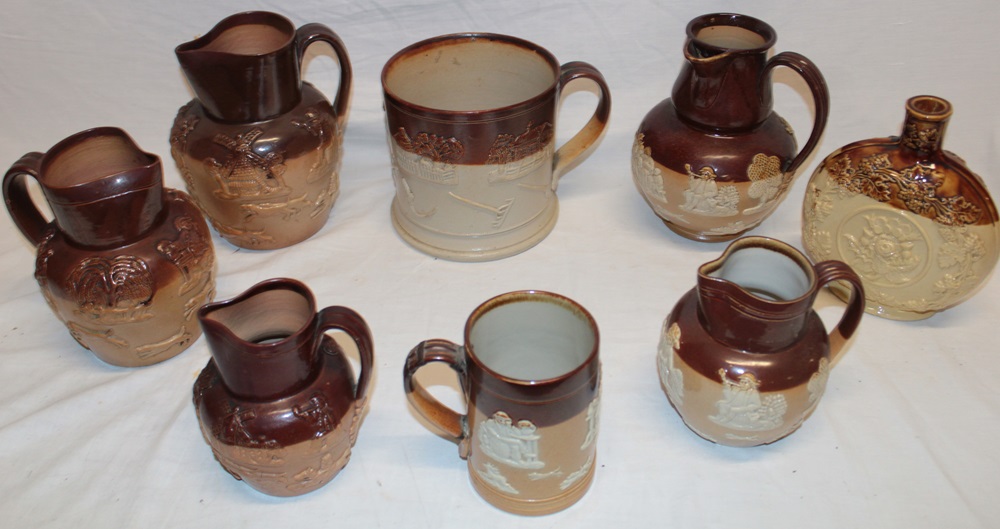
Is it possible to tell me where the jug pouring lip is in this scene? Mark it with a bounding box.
[685,12,777,58]
[697,236,818,311]
[197,277,318,352]
[39,126,160,204]
[174,10,296,59]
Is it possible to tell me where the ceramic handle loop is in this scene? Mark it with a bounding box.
[813,260,866,361]
[3,152,49,247]
[762,51,830,174]
[552,61,612,182]
[403,338,469,455]
[316,306,375,416]
[295,23,353,120]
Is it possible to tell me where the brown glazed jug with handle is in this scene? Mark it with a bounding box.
[193,278,374,497]
[171,11,352,250]
[632,13,829,241]
[3,127,216,367]
[657,237,865,447]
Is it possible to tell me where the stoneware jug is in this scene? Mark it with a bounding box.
[171,11,352,250]
[193,278,373,496]
[658,237,865,447]
[802,95,1000,320]
[3,127,216,367]
[633,13,829,242]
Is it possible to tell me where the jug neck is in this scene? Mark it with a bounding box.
[198,279,321,401]
[176,11,303,123]
[696,238,818,352]
[671,13,777,130]
[898,95,951,154]
[39,128,164,248]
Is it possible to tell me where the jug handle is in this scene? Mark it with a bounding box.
[3,152,49,247]
[316,306,374,438]
[762,52,830,175]
[814,260,866,362]
[403,338,470,459]
[296,24,354,121]
[552,61,612,184]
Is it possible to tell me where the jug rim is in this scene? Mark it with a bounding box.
[698,236,817,307]
[198,277,317,353]
[686,12,777,54]
[174,10,296,58]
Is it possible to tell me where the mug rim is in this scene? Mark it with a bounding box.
[463,290,599,386]
[381,33,561,121]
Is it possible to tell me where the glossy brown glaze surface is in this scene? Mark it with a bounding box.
[658,237,864,446]
[633,13,829,242]
[403,290,601,515]
[194,278,373,496]
[3,128,216,367]
[172,11,351,250]
[803,95,1000,320]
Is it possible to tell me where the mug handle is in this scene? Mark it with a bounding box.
[403,339,470,458]
[296,23,354,120]
[762,51,830,175]
[3,152,49,247]
[813,260,866,362]
[552,61,612,182]
[316,306,374,442]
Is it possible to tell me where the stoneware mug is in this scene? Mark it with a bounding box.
[403,291,601,515]
[382,33,611,261]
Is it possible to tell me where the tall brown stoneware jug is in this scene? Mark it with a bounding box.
[658,237,865,446]
[632,13,829,242]
[193,278,374,496]
[3,127,216,367]
[171,11,352,250]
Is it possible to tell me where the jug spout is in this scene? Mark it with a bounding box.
[696,237,818,352]
[176,11,303,123]
[672,13,776,130]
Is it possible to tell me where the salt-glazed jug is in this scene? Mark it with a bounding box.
[3,127,216,367]
[633,13,829,242]
[802,95,1000,320]
[193,278,373,496]
[658,237,865,447]
[171,11,352,250]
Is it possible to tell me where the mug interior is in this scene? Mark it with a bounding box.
[204,289,312,344]
[469,296,595,381]
[709,247,812,301]
[384,36,557,112]
[45,134,152,188]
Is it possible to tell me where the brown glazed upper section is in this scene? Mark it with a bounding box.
[464,291,600,425]
[382,34,564,164]
[3,127,164,249]
[674,13,777,130]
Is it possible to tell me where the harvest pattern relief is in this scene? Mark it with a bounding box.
[803,153,989,311]
[486,121,553,184]
[657,321,684,405]
[709,370,787,432]
[632,133,667,203]
[807,358,831,405]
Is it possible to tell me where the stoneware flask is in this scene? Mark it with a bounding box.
[382,33,611,261]
[403,291,601,515]
[3,127,216,367]
[802,95,1000,320]
[633,13,829,241]
[171,11,352,250]
[193,278,373,497]
[658,237,865,447]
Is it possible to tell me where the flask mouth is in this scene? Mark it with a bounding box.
[906,95,953,122]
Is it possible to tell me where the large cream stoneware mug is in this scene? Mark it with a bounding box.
[382,34,611,261]
[403,291,602,515]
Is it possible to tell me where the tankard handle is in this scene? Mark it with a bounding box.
[296,23,354,121]
[762,52,830,174]
[3,152,49,247]
[316,306,374,439]
[552,61,612,183]
[813,260,866,362]
[403,339,470,458]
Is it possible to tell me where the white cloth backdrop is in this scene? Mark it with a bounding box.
[1,0,998,527]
